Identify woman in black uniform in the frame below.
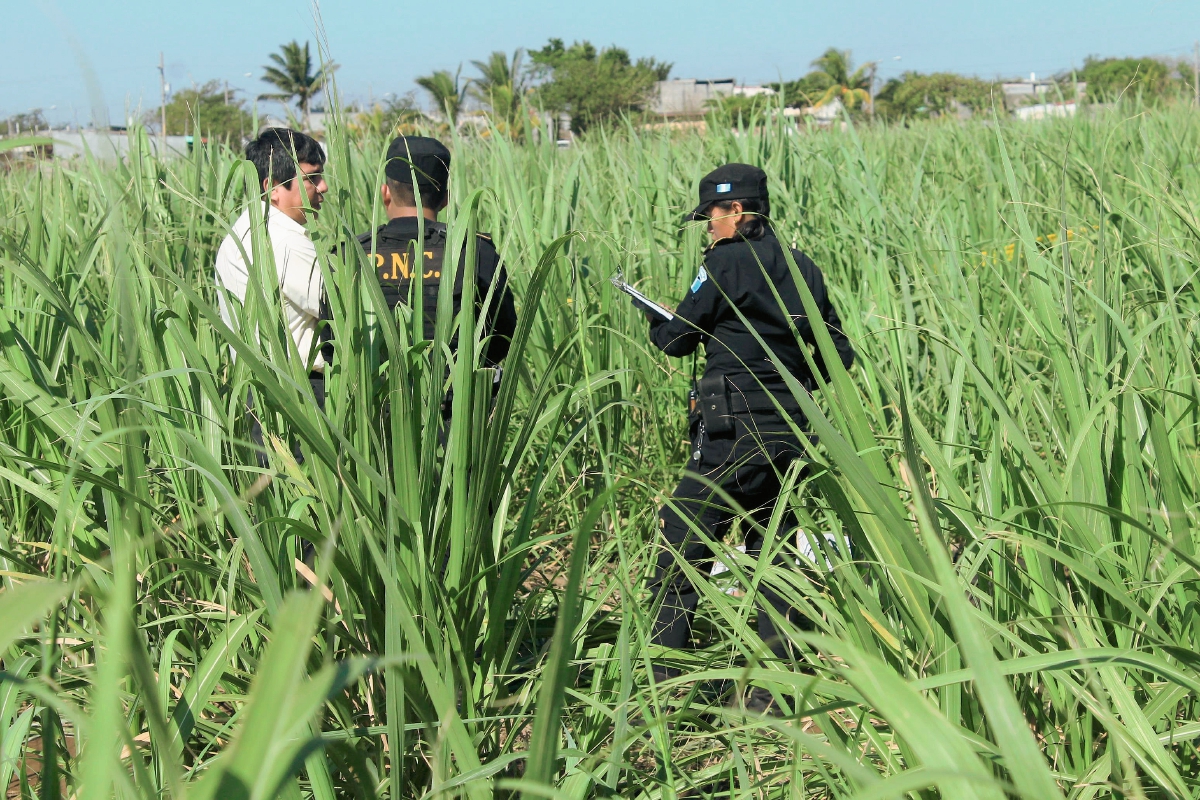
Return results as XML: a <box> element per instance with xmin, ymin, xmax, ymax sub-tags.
<box><xmin>643</xmin><ymin>163</ymin><xmax>855</xmax><ymax>699</ymax></box>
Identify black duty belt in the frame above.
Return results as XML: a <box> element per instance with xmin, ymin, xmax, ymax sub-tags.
<box><xmin>728</xmin><ymin>391</ymin><xmax>803</xmax><ymax>417</ymax></box>
<box><xmin>699</xmin><ymin>373</ymin><xmax>806</xmax><ymax>433</ymax></box>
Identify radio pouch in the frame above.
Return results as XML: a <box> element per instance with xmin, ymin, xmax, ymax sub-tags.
<box><xmin>698</xmin><ymin>374</ymin><xmax>734</xmax><ymax>438</ymax></box>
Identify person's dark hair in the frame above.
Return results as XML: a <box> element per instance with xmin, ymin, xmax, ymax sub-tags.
<box><xmin>245</xmin><ymin>128</ymin><xmax>325</xmax><ymax>190</ymax></box>
<box><xmin>385</xmin><ymin>177</ymin><xmax>448</xmax><ymax>212</ymax></box>
<box><xmin>711</xmin><ymin>197</ymin><xmax>770</xmax><ymax>240</ymax></box>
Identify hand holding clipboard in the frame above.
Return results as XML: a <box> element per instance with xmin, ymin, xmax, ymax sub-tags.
<box><xmin>610</xmin><ymin>270</ymin><xmax>674</xmax><ymax>321</ymax></box>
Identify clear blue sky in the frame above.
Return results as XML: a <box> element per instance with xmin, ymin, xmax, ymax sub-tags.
<box><xmin>6</xmin><ymin>0</ymin><xmax>1200</xmax><ymax>126</ymax></box>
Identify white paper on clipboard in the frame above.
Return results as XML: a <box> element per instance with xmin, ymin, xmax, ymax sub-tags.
<box><xmin>610</xmin><ymin>271</ymin><xmax>674</xmax><ymax>321</ymax></box>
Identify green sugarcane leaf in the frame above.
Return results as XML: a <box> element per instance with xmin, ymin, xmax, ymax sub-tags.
<box><xmin>167</xmin><ymin>609</ymin><xmax>263</xmax><ymax>753</ymax></box>
<box><xmin>0</xmin><ymin>579</ymin><xmax>72</xmax><ymax>654</ymax></box>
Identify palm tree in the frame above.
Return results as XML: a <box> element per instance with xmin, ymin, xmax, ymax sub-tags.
<box><xmin>468</xmin><ymin>49</ymin><xmax>528</xmax><ymax>133</ymax></box>
<box><xmin>416</xmin><ymin>68</ymin><xmax>467</xmax><ymax>127</ymax></box>
<box><xmin>261</xmin><ymin>41</ymin><xmax>334</xmax><ymax>130</ymax></box>
<box><xmin>811</xmin><ymin>48</ymin><xmax>876</xmax><ymax>111</ymax></box>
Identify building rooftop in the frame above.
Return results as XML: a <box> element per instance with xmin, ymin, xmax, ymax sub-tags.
<box><xmin>650</xmin><ymin>79</ymin><xmax>737</xmax><ymax>117</ymax></box>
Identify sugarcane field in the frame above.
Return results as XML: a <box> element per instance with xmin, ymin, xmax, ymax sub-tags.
<box><xmin>4</xmin><ymin>6</ymin><xmax>1200</xmax><ymax>798</ymax></box>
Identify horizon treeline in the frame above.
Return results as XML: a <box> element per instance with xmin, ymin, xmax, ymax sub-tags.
<box><xmin>6</xmin><ymin>39</ymin><xmax>1196</xmax><ymax>141</ymax></box>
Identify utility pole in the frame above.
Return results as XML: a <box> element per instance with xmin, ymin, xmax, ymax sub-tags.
<box><xmin>224</xmin><ymin>81</ymin><xmax>230</xmax><ymax>106</ymax></box>
<box><xmin>868</xmin><ymin>61</ymin><xmax>878</xmax><ymax>118</ymax></box>
<box><xmin>158</xmin><ymin>52</ymin><xmax>168</xmax><ymax>148</ymax></box>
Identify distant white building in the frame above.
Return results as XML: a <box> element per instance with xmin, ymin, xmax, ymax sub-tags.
<box><xmin>18</xmin><ymin>131</ymin><xmax>192</xmax><ymax>161</ymax></box>
<box><xmin>1002</xmin><ymin>73</ymin><xmax>1086</xmax><ymax>109</ymax></box>
<box><xmin>1013</xmin><ymin>102</ymin><xmax>1078</xmax><ymax>121</ymax></box>
<box><xmin>732</xmin><ymin>85</ymin><xmax>777</xmax><ymax>98</ymax></box>
<box><xmin>651</xmin><ymin>79</ymin><xmax>733</xmax><ymax>117</ymax></box>
<box><xmin>651</xmin><ymin>79</ymin><xmax>776</xmax><ymax>117</ymax></box>
<box><xmin>1001</xmin><ymin>73</ymin><xmax>1056</xmax><ymax>101</ymax></box>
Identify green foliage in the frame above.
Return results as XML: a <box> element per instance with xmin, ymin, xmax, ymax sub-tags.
<box><xmin>705</xmin><ymin>92</ymin><xmax>779</xmax><ymax>125</ymax></box>
<box><xmin>808</xmin><ymin>47</ymin><xmax>875</xmax><ymax>108</ymax></box>
<box><xmin>1080</xmin><ymin>55</ymin><xmax>1176</xmax><ymax>101</ymax></box>
<box><xmin>261</xmin><ymin>40</ymin><xmax>334</xmax><ymax>127</ymax></box>
<box><xmin>796</xmin><ymin>48</ymin><xmax>873</xmax><ymax>110</ymax></box>
<box><xmin>874</xmin><ymin>71</ymin><xmax>1000</xmax><ymax>120</ymax></box>
<box><xmin>1</xmin><ymin>109</ymin><xmax>48</xmax><ymax>135</ymax></box>
<box><xmin>415</xmin><ymin>67</ymin><xmax>467</xmax><ymax>125</ymax></box>
<box><xmin>772</xmin><ymin>70</ymin><xmax>835</xmax><ymax>108</ymax></box>
<box><xmin>529</xmin><ymin>38</ymin><xmax>672</xmax><ymax>131</ymax></box>
<box><xmin>468</xmin><ymin>49</ymin><xmax>530</xmax><ymax>134</ymax></box>
<box><xmin>0</xmin><ymin>135</ymin><xmax>53</xmax><ymax>156</ymax></box>
<box><xmin>152</xmin><ymin>81</ymin><xmax>253</xmax><ymax>141</ymax></box>
<box><xmin>770</xmin><ymin>49</ymin><xmax>874</xmax><ymax>111</ymax></box>
<box><xmin>347</xmin><ymin>94</ymin><xmax>426</xmax><ymax>137</ymax></box>
<box><xmin>2</xmin><ymin>105</ymin><xmax>1200</xmax><ymax>798</ymax></box>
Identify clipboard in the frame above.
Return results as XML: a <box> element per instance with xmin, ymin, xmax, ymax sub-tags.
<box><xmin>610</xmin><ymin>270</ymin><xmax>674</xmax><ymax>321</ymax></box>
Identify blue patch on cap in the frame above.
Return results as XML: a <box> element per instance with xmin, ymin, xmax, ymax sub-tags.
<box><xmin>716</xmin><ymin>183</ymin><xmax>732</xmax><ymax>193</ymax></box>
<box><xmin>690</xmin><ymin>266</ymin><xmax>708</xmax><ymax>293</ymax></box>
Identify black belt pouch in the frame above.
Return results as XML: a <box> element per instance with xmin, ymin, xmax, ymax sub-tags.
<box><xmin>698</xmin><ymin>373</ymin><xmax>734</xmax><ymax>438</ymax></box>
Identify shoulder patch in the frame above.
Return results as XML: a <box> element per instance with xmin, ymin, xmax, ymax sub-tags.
<box><xmin>690</xmin><ymin>265</ymin><xmax>708</xmax><ymax>294</ymax></box>
<box><xmin>476</xmin><ymin>232</ymin><xmax>493</xmax><ymax>241</ymax></box>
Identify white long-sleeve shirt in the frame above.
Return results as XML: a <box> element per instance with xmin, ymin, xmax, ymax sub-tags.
<box><xmin>214</xmin><ymin>204</ymin><xmax>325</xmax><ymax>371</ymax></box>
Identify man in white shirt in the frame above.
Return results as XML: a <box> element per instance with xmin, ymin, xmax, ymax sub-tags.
<box><xmin>214</xmin><ymin>127</ymin><xmax>329</xmax><ymax>460</ymax></box>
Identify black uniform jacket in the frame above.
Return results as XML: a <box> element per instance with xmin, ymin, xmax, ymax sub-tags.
<box><xmin>649</xmin><ymin>226</ymin><xmax>854</xmax><ymax>395</ymax></box>
<box><xmin>356</xmin><ymin>217</ymin><xmax>518</xmax><ymax>367</ymax></box>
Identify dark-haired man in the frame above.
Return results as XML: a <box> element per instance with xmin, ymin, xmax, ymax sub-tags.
<box><xmin>356</xmin><ymin>135</ymin><xmax>517</xmax><ymax>373</ymax></box>
<box><xmin>215</xmin><ymin>127</ymin><xmax>329</xmax><ymax>456</ymax></box>
<box><xmin>216</xmin><ymin>128</ymin><xmax>329</xmax><ymax>380</ymax></box>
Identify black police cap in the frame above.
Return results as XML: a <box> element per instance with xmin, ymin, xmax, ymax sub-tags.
<box><xmin>384</xmin><ymin>136</ymin><xmax>451</xmax><ymax>191</ymax></box>
<box><xmin>685</xmin><ymin>163</ymin><xmax>769</xmax><ymax>221</ymax></box>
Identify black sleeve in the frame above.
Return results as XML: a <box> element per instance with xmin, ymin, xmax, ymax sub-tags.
<box><xmin>476</xmin><ymin>237</ymin><xmax>518</xmax><ymax>366</ymax></box>
<box><xmin>648</xmin><ymin>256</ymin><xmax>727</xmax><ymax>357</ymax></box>
<box><xmin>798</xmin><ymin>253</ymin><xmax>855</xmax><ymax>376</ymax></box>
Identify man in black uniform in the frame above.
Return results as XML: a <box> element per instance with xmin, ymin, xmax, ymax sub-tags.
<box><xmin>642</xmin><ymin>163</ymin><xmax>854</xmax><ymax>704</ymax></box>
<box><xmin>355</xmin><ymin>136</ymin><xmax>517</xmax><ymax>374</ymax></box>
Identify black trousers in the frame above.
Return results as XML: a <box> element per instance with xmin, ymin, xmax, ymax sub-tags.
<box><xmin>248</xmin><ymin>373</ymin><xmax>326</xmax><ymax>466</ymax></box>
<box><xmin>649</xmin><ymin>408</ymin><xmax>806</xmax><ymax>660</ymax></box>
